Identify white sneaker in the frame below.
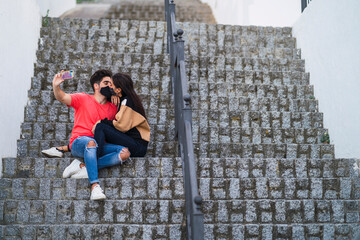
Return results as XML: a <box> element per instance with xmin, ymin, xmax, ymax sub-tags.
<box><xmin>90</xmin><ymin>185</ymin><xmax>106</xmax><ymax>200</ymax></box>
<box><xmin>62</xmin><ymin>159</ymin><xmax>82</xmax><ymax>178</ymax></box>
<box><xmin>71</xmin><ymin>167</ymin><xmax>88</xmax><ymax>179</ymax></box>
<box><xmin>41</xmin><ymin>147</ymin><xmax>64</xmax><ymax>158</ymax></box>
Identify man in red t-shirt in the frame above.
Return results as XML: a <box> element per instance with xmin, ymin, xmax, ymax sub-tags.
<box><xmin>52</xmin><ymin>69</ymin><xmax>118</xmax><ymax>200</ymax></box>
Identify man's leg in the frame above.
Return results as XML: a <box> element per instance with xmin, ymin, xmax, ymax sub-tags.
<box><xmin>71</xmin><ymin>136</ymin><xmax>99</xmax><ymax>185</ymax></box>
<box><xmin>71</xmin><ymin>136</ymin><xmax>106</xmax><ymax>200</ymax></box>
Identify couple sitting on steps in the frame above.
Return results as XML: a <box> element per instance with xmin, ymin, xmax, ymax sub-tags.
<box><xmin>42</xmin><ymin>69</ymin><xmax>150</xmax><ymax>200</ymax></box>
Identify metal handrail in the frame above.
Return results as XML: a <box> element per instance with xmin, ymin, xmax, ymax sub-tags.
<box><xmin>301</xmin><ymin>0</ymin><xmax>312</xmax><ymax>12</ymax></box>
<box><xmin>164</xmin><ymin>1</ymin><xmax>204</xmax><ymax>239</ymax></box>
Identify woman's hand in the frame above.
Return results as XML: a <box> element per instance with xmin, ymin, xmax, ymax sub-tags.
<box><xmin>111</xmin><ymin>95</ymin><xmax>120</xmax><ymax>106</ymax></box>
<box><xmin>92</xmin><ymin>120</ymin><xmax>101</xmax><ymax>134</ymax></box>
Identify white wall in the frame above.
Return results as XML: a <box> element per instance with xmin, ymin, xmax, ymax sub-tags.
<box><xmin>0</xmin><ymin>0</ymin><xmax>75</xmax><ymax>176</ymax></box>
<box><xmin>200</xmin><ymin>0</ymin><xmax>301</xmax><ymax>27</ymax></box>
<box><xmin>293</xmin><ymin>0</ymin><xmax>360</xmax><ymax>158</ymax></box>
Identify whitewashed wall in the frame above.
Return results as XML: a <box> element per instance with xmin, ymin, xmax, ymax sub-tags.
<box><xmin>293</xmin><ymin>0</ymin><xmax>360</xmax><ymax>158</ymax></box>
<box><xmin>200</xmin><ymin>0</ymin><xmax>301</xmax><ymax>27</ymax></box>
<box><xmin>0</xmin><ymin>0</ymin><xmax>75</xmax><ymax>176</ymax></box>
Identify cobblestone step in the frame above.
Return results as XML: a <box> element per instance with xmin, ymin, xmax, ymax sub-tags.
<box><xmin>3</xmin><ymin>157</ymin><xmax>358</xmax><ymax>179</ymax></box>
<box><xmin>32</xmin><ymin>65</ymin><xmax>171</xmax><ymax>91</ymax></box>
<box><xmin>28</xmin><ymin>83</ymin><xmax>317</xmax><ymax>103</ymax></box>
<box><xmin>1</xmin><ymin>177</ymin><xmax>358</xmax><ymax>201</ymax></box>
<box><xmin>26</xmin><ymin>89</ymin><xmax>319</xmax><ymax>112</ymax></box>
<box><xmin>2</xmin><ymin>157</ymin><xmax>181</xmax><ymax>179</ymax></box>
<box><xmin>21</xmin><ymin>108</ymin><xmax>326</xmax><ymax>144</ymax></box>
<box><xmin>42</xmin><ymin>18</ymin><xmax>293</xmax><ymax>40</ymax></box>
<box><xmin>23</xmin><ymin>107</ymin><xmax>324</xmax><ymax>127</ymax></box>
<box><xmin>32</xmin><ymin>64</ymin><xmax>311</xmax><ymax>92</ymax></box>
<box><xmin>104</xmin><ymin>2</ymin><xmax>216</xmax><ymax>24</ymax></box>
<box><xmin>21</xmin><ymin>107</ymin><xmax>326</xmax><ymax>142</ymax></box>
<box><xmin>1</xmin><ymin>199</ymin><xmax>359</xmax><ymax>225</ymax></box>
<box><xmin>17</xmin><ymin>138</ymin><xmax>334</xmax><ymax>158</ymax></box>
<box><xmin>0</xmin><ymin>223</ymin><xmax>185</xmax><ymax>240</ymax></box>
<box><xmin>0</xmin><ymin>178</ymin><xmax>184</xmax><ymax>201</ymax></box>
<box><xmin>38</xmin><ymin>38</ymin><xmax>301</xmax><ymax>59</ymax></box>
<box><xmin>1</xmin><ymin>223</ymin><xmax>360</xmax><ymax>239</ymax></box>
<box><xmin>0</xmin><ymin>199</ymin><xmax>185</xmax><ymax>225</ymax></box>
<box><xmin>192</xmin><ymin>142</ymin><xmax>334</xmax><ymax>159</ymax></box>
<box><xmin>21</xmin><ymin>121</ymin><xmax>329</xmax><ymax>144</ymax></box>
<box><xmin>35</xmin><ymin>51</ymin><xmax>305</xmax><ymax>72</ymax></box>
<box><xmin>13</xmin><ymin>157</ymin><xmax>360</xmax><ymax>178</ymax></box>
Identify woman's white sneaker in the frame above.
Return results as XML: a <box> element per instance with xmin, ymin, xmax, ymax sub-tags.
<box><xmin>41</xmin><ymin>147</ymin><xmax>64</xmax><ymax>158</ymax></box>
<box><xmin>62</xmin><ymin>159</ymin><xmax>82</xmax><ymax>178</ymax></box>
<box><xmin>90</xmin><ymin>185</ymin><xmax>106</xmax><ymax>200</ymax></box>
<box><xmin>71</xmin><ymin>167</ymin><xmax>88</xmax><ymax>179</ymax></box>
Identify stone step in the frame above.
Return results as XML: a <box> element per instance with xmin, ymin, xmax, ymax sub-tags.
<box><xmin>35</xmin><ymin>51</ymin><xmax>305</xmax><ymax>72</ymax></box>
<box><xmin>21</xmin><ymin>121</ymin><xmax>329</xmax><ymax>144</ymax></box>
<box><xmin>1</xmin><ymin>177</ymin><xmax>358</xmax><ymax>201</ymax></box>
<box><xmin>1</xmin><ymin>223</ymin><xmax>359</xmax><ymax>240</ymax></box>
<box><xmin>0</xmin><ymin>224</ymin><xmax>185</xmax><ymax>240</ymax></box>
<box><xmin>28</xmin><ymin>85</ymin><xmax>318</xmax><ymax>112</ymax></box>
<box><xmin>104</xmin><ymin>2</ymin><xmax>216</xmax><ymax>23</ymax></box>
<box><xmin>17</xmin><ymin>138</ymin><xmax>334</xmax><ymax>158</ymax></box>
<box><xmin>32</xmin><ymin>65</ymin><xmax>171</xmax><ymax>92</ymax></box>
<box><xmin>1</xmin><ymin>199</ymin><xmax>359</xmax><ymax>225</ymax></box>
<box><xmin>31</xmin><ymin>64</ymin><xmax>310</xmax><ymax>92</ymax></box>
<box><xmin>3</xmin><ymin>157</ymin><xmax>358</xmax><ymax>179</ymax></box>
<box><xmin>0</xmin><ymin>199</ymin><xmax>185</xmax><ymax>225</ymax></box>
<box><xmin>0</xmin><ymin>178</ymin><xmax>184</xmax><ymax>201</ymax></box>
<box><xmin>23</xmin><ymin>107</ymin><xmax>324</xmax><ymax>128</ymax></box>
<box><xmin>43</xmin><ymin>18</ymin><xmax>293</xmax><ymax>40</ymax></box>
<box><xmin>38</xmin><ymin>38</ymin><xmax>301</xmax><ymax>60</ymax></box>
<box><xmin>26</xmin><ymin>90</ymin><xmax>319</xmax><ymax>112</ymax></box>
<box><xmin>20</xmin><ymin>107</ymin><xmax>327</xmax><ymax>143</ymax></box>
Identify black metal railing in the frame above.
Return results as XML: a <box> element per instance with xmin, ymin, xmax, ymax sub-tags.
<box><xmin>164</xmin><ymin>1</ymin><xmax>204</xmax><ymax>239</ymax></box>
<box><xmin>301</xmin><ymin>0</ymin><xmax>312</xmax><ymax>12</ymax></box>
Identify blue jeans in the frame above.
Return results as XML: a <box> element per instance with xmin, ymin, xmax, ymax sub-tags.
<box><xmin>71</xmin><ymin>136</ymin><xmax>126</xmax><ymax>184</ymax></box>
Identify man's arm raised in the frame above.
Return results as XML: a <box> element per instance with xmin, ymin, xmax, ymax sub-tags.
<box><xmin>52</xmin><ymin>72</ymin><xmax>71</xmax><ymax>106</ymax></box>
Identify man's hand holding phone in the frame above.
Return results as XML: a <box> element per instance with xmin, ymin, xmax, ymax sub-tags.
<box><xmin>53</xmin><ymin>70</ymin><xmax>74</xmax><ymax>88</ymax></box>
<box><xmin>53</xmin><ymin>71</ymin><xmax>65</xmax><ymax>88</ymax></box>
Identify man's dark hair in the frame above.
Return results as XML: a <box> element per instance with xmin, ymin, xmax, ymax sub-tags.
<box><xmin>90</xmin><ymin>69</ymin><xmax>113</xmax><ymax>91</ymax></box>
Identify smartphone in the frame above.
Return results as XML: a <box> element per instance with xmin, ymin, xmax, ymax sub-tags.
<box><xmin>61</xmin><ymin>70</ymin><xmax>74</xmax><ymax>80</ymax></box>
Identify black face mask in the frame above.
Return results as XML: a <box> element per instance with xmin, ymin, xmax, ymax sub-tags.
<box><xmin>100</xmin><ymin>86</ymin><xmax>115</xmax><ymax>100</ymax></box>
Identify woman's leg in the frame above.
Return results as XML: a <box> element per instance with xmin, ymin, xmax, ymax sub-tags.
<box><xmin>97</xmin><ymin>143</ymin><xmax>130</xmax><ymax>170</ymax></box>
<box><xmin>94</xmin><ymin>123</ymin><xmax>139</xmax><ymax>156</ymax></box>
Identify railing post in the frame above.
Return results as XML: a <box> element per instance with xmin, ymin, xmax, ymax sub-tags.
<box><xmin>173</xmin><ymin>31</ymin><xmax>180</xmax><ymax>140</ymax></box>
<box><xmin>183</xmin><ymin>94</ymin><xmax>192</xmax><ymax>130</ymax></box>
<box><xmin>169</xmin><ymin>0</ymin><xmax>176</xmax><ymax>95</ymax></box>
<box><xmin>168</xmin><ymin>1</ymin><xmax>176</xmax><ymax>53</ymax></box>
<box><xmin>176</xmin><ymin>29</ymin><xmax>185</xmax><ymax>66</ymax></box>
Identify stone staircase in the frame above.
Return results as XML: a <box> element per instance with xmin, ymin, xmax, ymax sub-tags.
<box><xmin>1</xmin><ymin>6</ymin><xmax>360</xmax><ymax>240</ymax></box>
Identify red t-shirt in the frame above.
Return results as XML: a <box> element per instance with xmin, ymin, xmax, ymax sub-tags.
<box><xmin>68</xmin><ymin>93</ymin><xmax>117</xmax><ymax>148</ymax></box>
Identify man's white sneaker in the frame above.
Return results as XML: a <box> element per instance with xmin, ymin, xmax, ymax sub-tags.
<box><xmin>90</xmin><ymin>185</ymin><xmax>106</xmax><ymax>200</ymax></box>
<box><xmin>41</xmin><ymin>147</ymin><xmax>64</xmax><ymax>158</ymax></box>
<box><xmin>71</xmin><ymin>167</ymin><xmax>88</xmax><ymax>179</ymax></box>
<box><xmin>62</xmin><ymin>159</ymin><xmax>82</xmax><ymax>178</ymax></box>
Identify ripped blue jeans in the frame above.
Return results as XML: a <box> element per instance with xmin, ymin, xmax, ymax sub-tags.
<box><xmin>71</xmin><ymin>136</ymin><xmax>126</xmax><ymax>184</ymax></box>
